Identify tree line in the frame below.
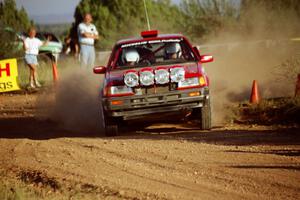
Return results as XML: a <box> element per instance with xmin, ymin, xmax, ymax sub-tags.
<box><xmin>0</xmin><ymin>0</ymin><xmax>32</xmax><ymax>58</ymax></box>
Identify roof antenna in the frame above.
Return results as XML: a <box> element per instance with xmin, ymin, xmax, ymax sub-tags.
<box><xmin>143</xmin><ymin>0</ymin><xmax>151</xmax><ymax>30</ymax></box>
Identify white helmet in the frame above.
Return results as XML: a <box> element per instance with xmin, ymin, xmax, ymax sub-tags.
<box><xmin>165</xmin><ymin>43</ymin><xmax>182</xmax><ymax>58</ymax></box>
<box><xmin>123</xmin><ymin>49</ymin><xmax>140</xmax><ymax>64</ymax></box>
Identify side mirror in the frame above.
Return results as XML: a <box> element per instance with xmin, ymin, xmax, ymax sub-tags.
<box><xmin>93</xmin><ymin>66</ymin><xmax>106</xmax><ymax>74</ymax></box>
<box><xmin>200</xmin><ymin>55</ymin><xmax>214</xmax><ymax>63</ymax></box>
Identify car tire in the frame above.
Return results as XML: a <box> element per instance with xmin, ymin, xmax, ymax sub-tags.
<box><xmin>192</xmin><ymin>97</ymin><xmax>212</xmax><ymax>130</ymax></box>
<box><xmin>200</xmin><ymin>98</ymin><xmax>212</xmax><ymax>130</ymax></box>
<box><xmin>105</xmin><ymin>124</ymin><xmax>118</xmax><ymax>137</ymax></box>
<box><xmin>104</xmin><ymin>116</ymin><xmax>119</xmax><ymax>137</ymax></box>
<box><xmin>100</xmin><ymin>105</ymin><xmax>119</xmax><ymax>137</ymax></box>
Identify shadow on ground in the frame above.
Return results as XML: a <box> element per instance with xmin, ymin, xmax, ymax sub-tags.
<box><xmin>123</xmin><ymin>127</ymin><xmax>300</xmax><ymax>146</ymax></box>
<box><xmin>229</xmin><ymin>165</ymin><xmax>300</xmax><ymax>171</ymax></box>
<box><xmin>0</xmin><ymin>117</ymin><xmax>101</xmax><ymax>139</ymax></box>
<box><xmin>0</xmin><ymin>116</ymin><xmax>300</xmax><ymax>146</ymax></box>
<box><xmin>225</xmin><ymin>149</ymin><xmax>300</xmax><ymax>156</ymax></box>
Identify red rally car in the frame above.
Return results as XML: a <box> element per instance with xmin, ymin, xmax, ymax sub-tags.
<box><xmin>94</xmin><ymin>30</ymin><xmax>213</xmax><ymax>136</ymax></box>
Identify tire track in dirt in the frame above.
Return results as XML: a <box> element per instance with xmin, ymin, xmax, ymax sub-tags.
<box><xmin>73</xmin><ymin>138</ymin><xmax>300</xmax><ymax>200</ymax></box>
<box><xmin>54</xmin><ymin>139</ymin><xmax>259</xmax><ymax>199</ymax></box>
<box><xmin>4</xmin><ymin>139</ymin><xmax>164</xmax><ymax>199</ymax></box>
<box><xmin>1</xmin><ymin>131</ymin><xmax>300</xmax><ymax>199</ymax></box>
<box><xmin>56</xmin><ymin>139</ymin><xmax>231</xmax><ymax>200</ymax></box>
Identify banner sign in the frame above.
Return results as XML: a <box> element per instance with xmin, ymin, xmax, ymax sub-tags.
<box><xmin>0</xmin><ymin>58</ymin><xmax>21</xmax><ymax>92</ymax></box>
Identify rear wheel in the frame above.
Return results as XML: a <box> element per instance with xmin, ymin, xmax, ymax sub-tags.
<box><xmin>192</xmin><ymin>97</ymin><xmax>212</xmax><ymax>130</ymax></box>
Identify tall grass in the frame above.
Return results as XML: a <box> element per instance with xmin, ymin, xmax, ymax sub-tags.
<box><xmin>16</xmin><ymin>55</ymin><xmax>53</xmax><ymax>89</ymax></box>
<box><xmin>0</xmin><ymin>181</ymin><xmax>33</xmax><ymax>200</ymax></box>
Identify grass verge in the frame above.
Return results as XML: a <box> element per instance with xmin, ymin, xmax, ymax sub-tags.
<box><xmin>232</xmin><ymin>97</ymin><xmax>300</xmax><ymax>126</ymax></box>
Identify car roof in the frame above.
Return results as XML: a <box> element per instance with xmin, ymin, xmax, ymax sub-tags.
<box><xmin>116</xmin><ymin>33</ymin><xmax>184</xmax><ymax>46</ymax></box>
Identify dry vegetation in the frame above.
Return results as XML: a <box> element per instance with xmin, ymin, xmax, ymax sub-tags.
<box><xmin>230</xmin><ymin>98</ymin><xmax>300</xmax><ymax>126</ymax></box>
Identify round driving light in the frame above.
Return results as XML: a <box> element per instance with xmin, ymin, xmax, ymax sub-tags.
<box><xmin>170</xmin><ymin>67</ymin><xmax>185</xmax><ymax>82</ymax></box>
<box><xmin>140</xmin><ymin>71</ymin><xmax>154</xmax><ymax>86</ymax></box>
<box><xmin>124</xmin><ymin>72</ymin><xmax>139</xmax><ymax>87</ymax></box>
<box><xmin>155</xmin><ymin>69</ymin><xmax>169</xmax><ymax>84</ymax></box>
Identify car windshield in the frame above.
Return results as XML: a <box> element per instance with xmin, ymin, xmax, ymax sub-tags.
<box><xmin>116</xmin><ymin>39</ymin><xmax>197</xmax><ymax>68</ymax></box>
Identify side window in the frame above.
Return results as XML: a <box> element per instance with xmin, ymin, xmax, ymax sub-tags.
<box><xmin>180</xmin><ymin>41</ymin><xmax>195</xmax><ymax>60</ymax></box>
<box><xmin>108</xmin><ymin>47</ymin><xmax>119</xmax><ymax>68</ymax></box>
<box><xmin>116</xmin><ymin>48</ymin><xmax>124</xmax><ymax>67</ymax></box>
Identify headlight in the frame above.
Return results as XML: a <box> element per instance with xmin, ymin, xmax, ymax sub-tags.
<box><xmin>178</xmin><ymin>77</ymin><xmax>200</xmax><ymax>89</ymax></box>
<box><xmin>170</xmin><ymin>67</ymin><xmax>185</xmax><ymax>82</ymax></box>
<box><xmin>155</xmin><ymin>69</ymin><xmax>169</xmax><ymax>84</ymax></box>
<box><xmin>140</xmin><ymin>71</ymin><xmax>154</xmax><ymax>86</ymax></box>
<box><xmin>124</xmin><ymin>72</ymin><xmax>139</xmax><ymax>87</ymax></box>
<box><xmin>107</xmin><ymin>85</ymin><xmax>133</xmax><ymax>96</ymax></box>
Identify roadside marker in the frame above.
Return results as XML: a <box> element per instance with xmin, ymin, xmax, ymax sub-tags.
<box><xmin>52</xmin><ymin>62</ymin><xmax>59</xmax><ymax>83</ymax></box>
<box><xmin>51</xmin><ymin>54</ymin><xmax>59</xmax><ymax>83</ymax></box>
<box><xmin>250</xmin><ymin>80</ymin><xmax>260</xmax><ymax>104</ymax></box>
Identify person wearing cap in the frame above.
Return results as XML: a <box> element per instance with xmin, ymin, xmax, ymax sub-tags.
<box><xmin>78</xmin><ymin>13</ymin><xmax>99</xmax><ymax>69</ymax></box>
<box><xmin>22</xmin><ymin>27</ymin><xmax>49</xmax><ymax>88</ymax></box>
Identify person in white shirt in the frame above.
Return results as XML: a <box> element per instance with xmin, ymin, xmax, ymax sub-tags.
<box><xmin>22</xmin><ymin>27</ymin><xmax>48</xmax><ymax>88</ymax></box>
<box><xmin>78</xmin><ymin>13</ymin><xmax>99</xmax><ymax>69</ymax></box>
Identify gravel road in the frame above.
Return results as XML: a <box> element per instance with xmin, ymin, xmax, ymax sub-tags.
<box><xmin>0</xmin><ymin>93</ymin><xmax>299</xmax><ymax>200</ymax></box>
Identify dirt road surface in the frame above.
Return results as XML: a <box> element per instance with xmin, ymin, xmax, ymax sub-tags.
<box><xmin>0</xmin><ymin>93</ymin><xmax>300</xmax><ymax>199</ymax></box>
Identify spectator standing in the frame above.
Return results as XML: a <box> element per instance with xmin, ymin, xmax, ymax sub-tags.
<box><xmin>64</xmin><ymin>22</ymin><xmax>79</xmax><ymax>58</ymax></box>
<box><xmin>78</xmin><ymin>13</ymin><xmax>99</xmax><ymax>69</ymax></box>
<box><xmin>22</xmin><ymin>27</ymin><xmax>49</xmax><ymax>88</ymax></box>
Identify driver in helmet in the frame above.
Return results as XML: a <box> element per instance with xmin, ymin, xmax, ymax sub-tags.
<box><xmin>165</xmin><ymin>43</ymin><xmax>182</xmax><ymax>60</ymax></box>
<box><xmin>123</xmin><ymin>49</ymin><xmax>140</xmax><ymax>66</ymax></box>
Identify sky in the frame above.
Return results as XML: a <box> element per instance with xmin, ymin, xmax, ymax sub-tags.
<box><xmin>15</xmin><ymin>0</ymin><xmax>81</xmax><ymax>24</ymax></box>
<box><xmin>15</xmin><ymin>0</ymin><xmax>181</xmax><ymax>24</ymax></box>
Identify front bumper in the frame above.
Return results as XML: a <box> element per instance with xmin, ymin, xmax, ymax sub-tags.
<box><xmin>102</xmin><ymin>87</ymin><xmax>209</xmax><ymax>120</ymax></box>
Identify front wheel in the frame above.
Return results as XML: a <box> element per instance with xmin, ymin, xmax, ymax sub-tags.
<box><xmin>105</xmin><ymin>124</ymin><xmax>118</xmax><ymax>137</ymax></box>
<box><xmin>101</xmin><ymin>108</ymin><xmax>119</xmax><ymax>137</ymax></box>
<box><xmin>192</xmin><ymin>98</ymin><xmax>212</xmax><ymax>130</ymax></box>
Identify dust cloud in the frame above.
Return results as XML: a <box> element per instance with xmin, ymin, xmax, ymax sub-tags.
<box><xmin>52</xmin><ymin>70</ymin><xmax>104</xmax><ymax>132</ymax></box>
<box><xmin>37</xmin><ymin>59</ymin><xmax>105</xmax><ymax>134</ymax></box>
<box><xmin>201</xmin><ymin>6</ymin><xmax>300</xmax><ymax>125</ymax></box>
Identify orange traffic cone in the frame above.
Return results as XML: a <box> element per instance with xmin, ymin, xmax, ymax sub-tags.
<box><xmin>52</xmin><ymin>60</ymin><xmax>59</xmax><ymax>83</ymax></box>
<box><xmin>250</xmin><ymin>80</ymin><xmax>260</xmax><ymax>104</ymax></box>
<box><xmin>295</xmin><ymin>74</ymin><xmax>300</xmax><ymax>97</ymax></box>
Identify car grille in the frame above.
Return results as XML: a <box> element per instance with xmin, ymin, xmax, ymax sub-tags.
<box><xmin>134</xmin><ymin>84</ymin><xmax>176</xmax><ymax>95</ymax></box>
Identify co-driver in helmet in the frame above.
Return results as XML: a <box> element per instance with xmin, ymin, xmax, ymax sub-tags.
<box><xmin>123</xmin><ymin>48</ymin><xmax>140</xmax><ymax>66</ymax></box>
<box><xmin>165</xmin><ymin>43</ymin><xmax>182</xmax><ymax>60</ymax></box>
